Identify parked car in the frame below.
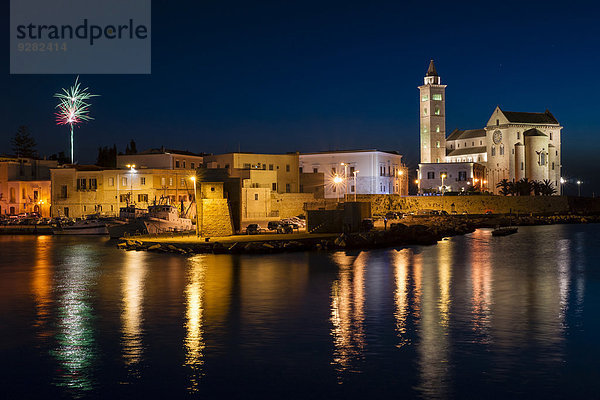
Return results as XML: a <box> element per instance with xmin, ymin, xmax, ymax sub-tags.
<box><xmin>277</xmin><ymin>224</ymin><xmax>294</xmax><ymax>234</ymax></box>
<box><xmin>385</xmin><ymin>212</ymin><xmax>401</xmax><ymax>220</ymax></box>
<box><xmin>245</xmin><ymin>224</ymin><xmax>262</xmax><ymax>235</ymax></box>
<box><xmin>360</xmin><ymin>218</ymin><xmax>374</xmax><ymax>231</ymax></box>
<box><xmin>268</xmin><ymin>221</ymin><xmax>282</xmax><ymax>231</ymax></box>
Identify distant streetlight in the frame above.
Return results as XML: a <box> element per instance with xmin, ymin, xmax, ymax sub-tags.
<box><xmin>190</xmin><ymin>176</ymin><xmax>200</xmax><ymax>236</ymax></box>
<box><xmin>353</xmin><ymin>170</ymin><xmax>359</xmax><ymax>201</ymax></box>
<box><xmin>333</xmin><ymin>175</ymin><xmax>343</xmax><ymax>203</ymax></box>
<box><xmin>126</xmin><ymin>164</ymin><xmax>136</xmax><ymax>205</ymax></box>
<box><xmin>560</xmin><ymin>177</ymin><xmax>565</xmax><ymax>196</ymax></box>
<box><xmin>577</xmin><ymin>180</ymin><xmax>582</xmax><ymax>197</ymax></box>
<box><xmin>441</xmin><ymin>173</ymin><xmax>447</xmax><ymax>196</ymax></box>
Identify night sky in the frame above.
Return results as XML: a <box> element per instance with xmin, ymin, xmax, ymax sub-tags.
<box><xmin>4</xmin><ymin>0</ymin><xmax>600</xmax><ymax>195</ymax></box>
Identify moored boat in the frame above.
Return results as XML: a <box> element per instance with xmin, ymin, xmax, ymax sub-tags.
<box><xmin>491</xmin><ymin>226</ymin><xmax>518</xmax><ymax>236</ymax></box>
<box><xmin>52</xmin><ymin>218</ymin><xmax>109</xmax><ymax>235</ymax></box>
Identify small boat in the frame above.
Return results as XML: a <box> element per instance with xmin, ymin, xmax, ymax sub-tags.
<box><xmin>143</xmin><ymin>204</ymin><xmax>192</xmax><ymax>234</ymax></box>
<box><xmin>53</xmin><ymin>218</ymin><xmax>109</xmax><ymax>235</ymax></box>
<box><xmin>491</xmin><ymin>226</ymin><xmax>518</xmax><ymax>236</ymax></box>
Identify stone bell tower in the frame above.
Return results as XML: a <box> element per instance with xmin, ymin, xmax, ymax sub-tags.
<box><xmin>419</xmin><ymin>60</ymin><xmax>447</xmax><ymax>163</ymax></box>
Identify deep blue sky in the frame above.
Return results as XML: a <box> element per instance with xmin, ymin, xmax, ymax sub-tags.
<box><xmin>4</xmin><ymin>0</ymin><xmax>600</xmax><ymax>195</ymax></box>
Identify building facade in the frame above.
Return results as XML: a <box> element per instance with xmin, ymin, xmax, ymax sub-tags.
<box><xmin>117</xmin><ymin>148</ymin><xmax>204</xmax><ymax>170</ymax></box>
<box><xmin>299</xmin><ymin>150</ymin><xmax>408</xmax><ymax>199</ymax></box>
<box><xmin>0</xmin><ymin>157</ymin><xmax>58</xmax><ymax>216</ymax></box>
<box><xmin>50</xmin><ymin>166</ymin><xmax>198</xmax><ymax>219</ymax></box>
<box><xmin>417</xmin><ymin>61</ymin><xmax>562</xmax><ymax>194</ymax></box>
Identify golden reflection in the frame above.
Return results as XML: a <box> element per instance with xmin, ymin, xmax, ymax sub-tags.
<box><xmin>31</xmin><ymin>235</ymin><xmax>53</xmax><ymax>338</ymax></box>
<box><xmin>392</xmin><ymin>249</ymin><xmax>411</xmax><ymax>347</ymax></box>
<box><xmin>330</xmin><ymin>251</ymin><xmax>366</xmax><ymax>377</ymax></box>
<box><xmin>437</xmin><ymin>241</ymin><xmax>452</xmax><ymax>327</ymax></box>
<box><xmin>184</xmin><ymin>255</ymin><xmax>207</xmax><ymax>393</ymax></box>
<box><xmin>469</xmin><ymin>229</ymin><xmax>492</xmax><ymax>334</ymax></box>
<box><xmin>121</xmin><ymin>251</ymin><xmax>147</xmax><ymax>371</ymax></box>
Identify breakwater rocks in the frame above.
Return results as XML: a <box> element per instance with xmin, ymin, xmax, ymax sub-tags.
<box><xmin>118</xmin><ymin>220</ymin><xmax>476</xmax><ymax>255</ymax></box>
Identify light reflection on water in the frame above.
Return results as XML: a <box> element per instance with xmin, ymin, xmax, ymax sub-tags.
<box><xmin>2</xmin><ymin>224</ymin><xmax>597</xmax><ymax>399</ymax></box>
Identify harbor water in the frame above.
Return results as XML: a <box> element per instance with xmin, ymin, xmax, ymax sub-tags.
<box><xmin>1</xmin><ymin>224</ymin><xmax>599</xmax><ymax>399</ymax></box>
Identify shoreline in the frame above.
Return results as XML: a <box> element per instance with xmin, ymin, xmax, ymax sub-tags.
<box><xmin>118</xmin><ymin>214</ymin><xmax>600</xmax><ymax>255</ymax></box>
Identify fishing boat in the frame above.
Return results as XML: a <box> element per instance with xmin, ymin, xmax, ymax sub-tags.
<box><xmin>52</xmin><ymin>218</ymin><xmax>109</xmax><ymax>235</ymax></box>
<box><xmin>107</xmin><ymin>204</ymin><xmax>192</xmax><ymax>238</ymax></box>
<box><xmin>491</xmin><ymin>226</ymin><xmax>518</xmax><ymax>236</ymax></box>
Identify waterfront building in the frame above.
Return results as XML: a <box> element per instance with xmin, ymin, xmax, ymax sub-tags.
<box><xmin>299</xmin><ymin>150</ymin><xmax>408</xmax><ymax>199</ymax></box>
<box><xmin>0</xmin><ymin>157</ymin><xmax>58</xmax><ymax>216</ymax></box>
<box><xmin>417</xmin><ymin>60</ymin><xmax>563</xmax><ymax>194</ymax></box>
<box><xmin>116</xmin><ymin>147</ymin><xmax>205</xmax><ymax>170</ymax></box>
<box><xmin>50</xmin><ymin>165</ymin><xmax>198</xmax><ymax>219</ymax></box>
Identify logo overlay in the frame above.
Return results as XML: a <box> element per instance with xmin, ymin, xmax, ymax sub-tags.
<box><xmin>10</xmin><ymin>0</ymin><xmax>151</xmax><ymax>74</ymax></box>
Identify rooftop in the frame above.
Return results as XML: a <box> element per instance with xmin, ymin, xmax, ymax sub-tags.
<box><xmin>501</xmin><ymin>109</ymin><xmax>559</xmax><ymax>125</ymax></box>
<box><xmin>300</xmin><ymin>149</ymin><xmax>401</xmax><ymax>156</ymax></box>
<box><xmin>447</xmin><ymin>128</ymin><xmax>486</xmax><ymax>141</ymax></box>
<box><xmin>446</xmin><ymin>146</ymin><xmax>487</xmax><ymax>157</ymax></box>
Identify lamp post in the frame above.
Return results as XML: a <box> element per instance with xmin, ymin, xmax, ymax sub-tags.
<box><xmin>190</xmin><ymin>176</ymin><xmax>200</xmax><ymax>237</ymax></box>
<box><xmin>340</xmin><ymin>163</ymin><xmax>348</xmax><ymax>201</ymax></box>
<box><xmin>577</xmin><ymin>180</ymin><xmax>582</xmax><ymax>197</ymax></box>
<box><xmin>560</xmin><ymin>177</ymin><xmax>565</xmax><ymax>196</ymax></box>
<box><xmin>333</xmin><ymin>175</ymin><xmax>343</xmax><ymax>203</ymax></box>
<box><xmin>441</xmin><ymin>173</ymin><xmax>446</xmax><ymax>196</ymax></box>
<box><xmin>126</xmin><ymin>164</ymin><xmax>136</xmax><ymax>206</ymax></box>
<box><xmin>353</xmin><ymin>170</ymin><xmax>359</xmax><ymax>201</ymax></box>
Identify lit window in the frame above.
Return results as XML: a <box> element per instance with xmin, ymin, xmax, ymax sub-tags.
<box><xmin>423</xmin><ymin>125</ymin><xmax>428</xmax><ymax>134</ymax></box>
<box><xmin>141</xmin><ymin>177</ymin><xmax>146</xmax><ymax>185</ymax></box>
<box><xmin>169</xmin><ymin>177</ymin><xmax>173</xmax><ymax>186</ymax></box>
<box><xmin>434</xmin><ymin>106</ymin><xmax>440</xmax><ymax>115</ymax></box>
<box><xmin>421</xmin><ymin>94</ymin><xmax>429</xmax><ymax>102</ymax></box>
<box><xmin>432</xmin><ymin>93</ymin><xmax>442</xmax><ymax>101</ymax></box>
<box><xmin>436</xmin><ymin>158</ymin><xmax>440</xmax><ymax>163</ymax></box>
<box><xmin>424</xmin><ymin>108</ymin><xmax>428</xmax><ymax>115</ymax></box>
<box><xmin>436</xmin><ymin>125</ymin><xmax>440</xmax><ymax>133</ymax></box>
<box><xmin>161</xmin><ymin>177</ymin><xmax>166</xmax><ymax>186</ymax></box>
<box><xmin>122</xmin><ymin>177</ymin><xmax>127</xmax><ymax>186</ymax></box>
<box><xmin>108</xmin><ymin>177</ymin><xmax>114</xmax><ymax>186</ymax></box>
<box><xmin>436</xmin><ymin>141</ymin><xmax>440</xmax><ymax>148</ymax></box>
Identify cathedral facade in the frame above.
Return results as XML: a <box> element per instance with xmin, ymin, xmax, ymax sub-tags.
<box><xmin>417</xmin><ymin>60</ymin><xmax>562</xmax><ymax>194</ymax></box>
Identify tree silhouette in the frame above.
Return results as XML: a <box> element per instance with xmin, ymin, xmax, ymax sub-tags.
<box><xmin>540</xmin><ymin>179</ymin><xmax>557</xmax><ymax>196</ymax></box>
<box><xmin>11</xmin><ymin>126</ymin><xmax>37</xmax><ymax>158</ymax></box>
<box><xmin>496</xmin><ymin>179</ymin><xmax>511</xmax><ymax>196</ymax></box>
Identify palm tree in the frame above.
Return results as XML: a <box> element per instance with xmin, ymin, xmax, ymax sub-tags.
<box><xmin>515</xmin><ymin>178</ymin><xmax>533</xmax><ymax>196</ymax></box>
<box><xmin>496</xmin><ymin>179</ymin><xmax>511</xmax><ymax>196</ymax></box>
<box><xmin>540</xmin><ymin>179</ymin><xmax>557</xmax><ymax>196</ymax></box>
<box><xmin>532</xmin><ymin>180</ymin><xmax>543</xmax><ymax>196</ymax></box>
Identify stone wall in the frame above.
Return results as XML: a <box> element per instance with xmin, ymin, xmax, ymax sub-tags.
<box><xmin>201</xmin><ymin>198</ymin><xmax>233</xmax><ymax>237</ymax></box>
<box><xmin>271</xmin><ymin>193</ymin><xmax>317</xmax><ymax>218</ymax></box>
<box><xmin>355</xmin><ymin>194</ymin><xmax>583</xmax><ymax>215</ymax></box>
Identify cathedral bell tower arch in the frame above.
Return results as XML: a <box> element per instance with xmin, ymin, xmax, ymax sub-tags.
<box><xmin>419</xmin><ymin>60</ymin><xmax>447</xmax><ymax>163</ymax></box>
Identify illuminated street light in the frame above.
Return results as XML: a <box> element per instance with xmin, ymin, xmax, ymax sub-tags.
<box><xmin>560</xmin><ymin>177</ymin><xmax>565</xmax><ymax>196</ymax></box>
<box><xmin>333</xmin><ymin>175</ymin><xmax>343</xmax><ymax>203</ymax></box>
<box><xmin>340</xmin><ymin>163</ymin><xmax>348</xmax><ymax>201</ymax></box>
<box><xmin>441</xmin><ymin>173</ymin><xmax>447</xmax><ymax>196</ymax></box>
<box><xmin>577</xmin><ymin>180</ymin><xmax>582</xmax><ymax>197</ymax></box>
<box><xmin>190</xmin><ymin>176</ymin><xmax>200</xmax><ymax>236</ymax></box>
<box><xmin>126</xmin><ymin>164</ymin><xmax>136</xmax><ymax>206</ymax></box>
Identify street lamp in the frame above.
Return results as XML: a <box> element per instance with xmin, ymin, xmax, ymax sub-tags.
<box><xmin>340</xmin><ymin>163</ymin><xmax>349</xmax><ymax>201</ymax></box>
<box><xmin>126</xmin><ymin>164</ymin><xmax>136</xmax><ymax>205</ymax></box>
<box><xmin>577</xmin><ymin>180</ymin><xmax>582</xmax><ymax>197</ymax></box>
<box><xmin>353</xmin><ymin>170</ymin><xmax>359</xmax><ymax>201</ymax></box>
<box><xmin>560</xmin><ymin>177</ymin><xmax>565</xmax><ymax>196</ymax></box>
<box><xmin>333</xmin><ymin>175</ymin><xmax>343</xmax><ymax>203</ymax></box>
<box><xmin>190</xmin><ymin>176</ymin><xmax>200</xmax><ymax>236</ymax></box>
<box><xmin>440</xmin><ymin>173</ymin><xmax>447</xmax><ymax>195</ymax></box>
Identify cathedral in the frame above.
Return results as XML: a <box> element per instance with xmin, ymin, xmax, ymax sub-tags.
<box><xmin>417</xmin><ymin>60</ymin><xmax>562</xmax><ymax>194</ymax></box>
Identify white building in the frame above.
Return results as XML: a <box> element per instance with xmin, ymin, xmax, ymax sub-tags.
<box><xmin>299</xmin><ymin>150</ymin><xmax>408</xmax><ymax>199</ymax></box>
<box><xmin>417</xmin><ymin>60</ymin><xmax>563</xmax><ymax>194</ymax></box>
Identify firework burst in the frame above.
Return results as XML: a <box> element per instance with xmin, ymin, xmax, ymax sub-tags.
<box><xmin>54</xmin><ymin>76</ymin><xmax>98</xmax><ymax>164</ymax></box>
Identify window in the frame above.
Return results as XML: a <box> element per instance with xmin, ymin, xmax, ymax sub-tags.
<box><xmin>423</xmin><ymin>125</ymin><xmax>428</xmax><ymax>134</ymax></box>
<box><xmin>436</xmin><ymin>158</ymin><xmax>440</xmax><ymax>163</ymax></box>
<box><xmin>472</xmin><ymin>141</ymin><xmax>475</xmax><ymax>146</ymax></box>
<box><xmin>521</xmin><ymin>162</ymin><xmax>524</xmax><ymax>171</ymax></box>
<box><xmin>436</xmin><ymin>141</ymin><xmax>440</xmax><ymax>148</ymax></box>
<box><xmin>141</xmin><ymin>177</ymin><xmax>146</xmax><ymax>185</ymax></box>
<box><xmin>138</xmin><ymin>194</ymin><xmax>148</xmax><ymax>202</ymax></box>
<box><xmin>496</xmin><ymin>119</ymin><xmax>499</xmax><ymax>126</ymax></box>
<box><xmin>458</xmin><ymin>171</ymin><xmax>467</xmax><ymax>181</ymax></box>
<box><xmin>77</xmin><ymin>178</ymin><xmax>86</xmax><ymax>190</ymax></box>
<box><xmin>161</xmin><ymin>177</ymin><xmax>166</xmax><ymax>186</ymax></box>
<box><xmin>33</xmin><ymin>190</ymin><xmax>39</xmax><ymax>201</ymax></box>
<box><xmin>269</xmin><ymin>164</ymin><xmax>274</xmax><ymax>170</ymax></box>
<box><xmin>64</xmin><ymin>207</ymin><xmax>69</xmax><ymax>218</ymax></box>
<box><xmin>421</xmin><ymin>94</ymin><xmax>429</xmax><ymax>102</ymax></box>
<box><xmin>500</xmin><ymin>145</ymin><xmax>504</xmax><ymax>156</ymax></box>
<box><xmin>517</xmin><ymin>132</ymin><xmax>520</xmax><ymax>140</ymax></box>
<box><xmin>313</xmin><ymin>167</ymin><xmax>318</xmax><ymax>173</ymax></box>
<box><xmin>60</xmin><ymin>185</ymin><xmax>68</xmax><ymax>198</ymax></box>
<box><xmin>181</xmin><ymin>178</ymin><xmax>185</xmax><ymax>186</ymax></box>
<box><xmin>243</xmin><ymin>163</ymin><xmax>251</xmax><ymax>169</ymax></box>
<box><xmin>480</xmin><ymin>140</ymin><xmax>483</xmax><ymax>145</ymax></box>
<box><xmin>254</xmin><ymin>193</ymin><xmax>259</xmax><ymax>201</ymax></box>
<box><xmin>89</xmin><ymin>178</ymin><xmax>97</xmax><ymax>190</ymax></box>
<box><xmin>108</xmin><ymin>177</ymin><xmax>114</xmax><ymax>186</ymax></box>
<box><xmin>175</xmin><ymin>160</ymin><xmax>180</xmax><ymax>168</ymax></box>
<box><xmin>351</xmin><ymin>185</ymin><xmax>355</xmax><ymax>192</ymax></box>
<box><xmin>225</xmin><ymin>164</ymin><xmax>230</xmax><ymax>169</ymax></box>
<box><xmin>272</xmin><ymin>183</ymin><xmax>277</xmax><ymax>191</ymax></box>
<box><xmin>331</xmin><ymin>167</ymin><xmax>336</xmax><ymax>174</ymax></box>
<box><xmin>540</xmin><ymin>152</ymin><xmax>546</xmax><ymax>166</ymax></box>
<box><xmin>182</xmin><ymin>161</ymin><xmax>186</xmax><ymax>168</ymax></box>
<box><xmin>550</xmin><ymin>132</ymin><xmax>553</xmax><ymax>140</ymax></box>
<box><xmin>178</xmin><ymin>195</ymin><xmax>187</xmax><ymax>202</ymax></box>
<box><xmin>299</xmin><ymin>167</ymin><xmax>303</xmax><ymax>173</ymax></box>
<box><xmin>286</xmin><ymin>183</ymin><xmax>291</xmax><ymax>193</ymax></box>
<box><xmin>552</xmin><ymin>162</ymin><xmax>555</xmax><ymax>170</ymax></box>
<box><xmin>427</xmin><ymin>172</ymin><xmax>435</xmax><ymax>179</ymax></box>
<box><xmin>191</xmin><ymin>162</ymin><xmax>195</xmax><ymax>169</ymax></box>
<box><xmin>169</xmin><ymin>177</ymin><xmax>173</xmax><ymax>186</ymax></box>
<box><xmin>434</xmin><ymin>106</ymin><xmax>440</xmax><ymax>115</ymax></box>
<box><xmin>286</xmin><ymin>164</ymin><xmax>290</xmax><ymax>172</ymax></box>
<box><xmin>119</xmin><ymin>194</ymin><xmax>129</xmax><ymax>203</ymax></box>
<box><xmin>491</xmin><ymin>147</ymin><xmax>496</xmax><ymax>156</ymax></box>
<box><xmin>122</xmin><ymin>177</ymin><xmax>127</xmax><ymax>186</ymax></box>
<box><xmin>424</xmin><ymin>107</ymin><xmax>428</xmax><ymax>115</ymax></box>
<box><xmin>350</xmin><ymin>166</ymin><xmax>355</xmax><ymax>174</ymax></box>
<box><xmin>436</xmin><ymin>125</ymin><xmax>440</xmax><ymax>133</ymax></box>
<box><xmin>432</xmin><ymin>93</ymin><xmax>442</xmax><ymax>101</ymax></box>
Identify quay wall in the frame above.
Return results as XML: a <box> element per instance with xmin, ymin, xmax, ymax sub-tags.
<box><xmin>271</xmin><ymin>193</ymin><xmax>316</xmax><ymax>218</ymax></box>
<box><xmin>352</xmin><ymin>195</ymin><xmax>600</xmax><ymax>215</ymax></box>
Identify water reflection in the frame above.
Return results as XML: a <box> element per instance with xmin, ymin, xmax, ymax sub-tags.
<box><xmin>330</xmin><ymin>251</ymin><xmax>366</xmax><ymax>378</ymax></box>
<box><xmin>392</xmin><ymin>249</ymin><xmax>411</xmax><ymax>347</ymax></box>
<box><xmin>183</xmin><ymin>255</ymin><xmax>207</xmax><ymax>393</ymax></box>
<box><xmin>52</xmin><ymin>242</ymin><xmax>97</xmax><ymax>393</ymax></box>
<box><xmin>31</xmin><ymin>236</ymin><xmax>53</xmax><ymax>339</ymax></box>
<box><xmin>469</xmin><ymin>229</ymin><xmax>492</xmax><ymax>337</ymax></box>
<box><xmin>121</xmin><ymin>251</ymin><xmax>147</xmax><ymax>373</ymax></box>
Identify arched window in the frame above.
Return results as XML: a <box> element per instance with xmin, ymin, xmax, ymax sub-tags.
<box><xmin>436</xmin><ymin>125</ymin><xmax>440</xmax><ymax>132</ymax></box>
<box><xmin>540</xmin><ymin>152</ymin><xmax>546</xmax><ymax>166</ymax></box>
<box><xmin>434</xmin><ymin>106</ymin><xmax>440</xmax><ymax>115</ymax></box>
<box><xmin>491</xmin><ymin>147</ymin><xmax>496</xmax><ymax>156</ymax></box>
<box><xmin>500</xmin><ymin>145</ymin><xmax>504</xmax><ymax>155</ymax></box>
<box><xmin>424</xmin><ymin>107</ymin><xmax>428</xmax><ymax>115</ymax></box>
<box><xmin>423</xmin><ymin>125</ymin><xmax>428</xmax><ymax>134</ymax></box>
